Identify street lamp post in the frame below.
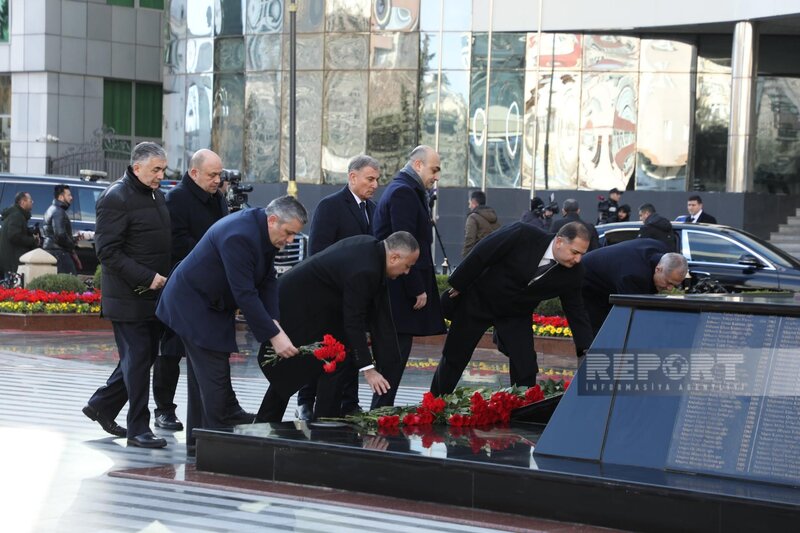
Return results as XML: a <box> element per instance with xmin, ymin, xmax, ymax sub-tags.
<box><xmin>287</xmin><ymin>1</ymin><xmax>298</xmax><ymax>198</ymax></box>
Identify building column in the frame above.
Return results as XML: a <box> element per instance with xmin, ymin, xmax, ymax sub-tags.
<box><xmin>726</xmin><ymin>21</ymin><xmax>759</xmax><ymax>192</ymax></box>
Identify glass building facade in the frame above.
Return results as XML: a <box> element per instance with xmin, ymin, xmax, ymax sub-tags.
<box><xmin>162</xmin><ymin>0</ymin><xmax>800</xmax><ymax>196</ymax></box>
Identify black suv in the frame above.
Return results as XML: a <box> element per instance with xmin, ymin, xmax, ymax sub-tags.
<box><xmin>0</xmin><ymin>174</ymin><xmax>108</xmax><ymax>275</ymax></box>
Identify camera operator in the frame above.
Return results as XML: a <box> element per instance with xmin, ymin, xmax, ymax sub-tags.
<box><xmin>221</xmin><ymin>169</ymin><xmax>252</xmax><ymax>212</ymax></box>
<box><xmin>597</xmin><ymin>187</ymin><xmax>623</xmax><ymax>225</ymax></box>
<box><xmin>521</xmin><ymin>197</ymin><xmax>557</xmax><ymax>231</ymax></box>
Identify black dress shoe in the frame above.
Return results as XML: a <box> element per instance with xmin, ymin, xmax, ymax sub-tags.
<box><xmin>127</xmin><ymin>432</ymin><xmax>167</xmax><ymax>448</ymax></box>
<box><xmin>224</xmin><ymin>409</ymin><xmax>256</xmax><ymax>425</ymax></box>
<box><xmin>82</xmin><ymin>404</ymin><xmax>126</xmax><ymax>438</ymax></box>
<box><xmin>295</xmin><ymin>403</ymin><xmax>313</xmax><ymax>421</ymax></box>
<box><xmin>341</xmin><ymin>404</ymin><xmax>363</xmax><ymax>417</ymax></box>
<box><xmin>154</xmin><ymin>413</ymin><xmax>184</xmax><ymax>431</ymax></box>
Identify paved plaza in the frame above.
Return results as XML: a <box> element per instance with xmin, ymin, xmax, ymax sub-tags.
<box><xmin>0</xmin><ymin>329</ymin><xmax>586</xmax><ymax>533</ymax></box>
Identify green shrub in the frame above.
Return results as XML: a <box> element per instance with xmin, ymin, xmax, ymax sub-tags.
<box><xmin>534</xmin><ymin>297</ymin><xmax>563</xmax><ymax>316</ymax></box>
<box><xmin>435</xmin><ymin>274</ymin><xmax>450</xmax><ymax>294</ymax></box>
<box><xmin>27</xmin><ymin>273</ymin><xmax>88</xmax><ymax>293</ymax></box>
<box><xmin>93</xmin><ymin>264</ymin><xmax>102</xmax><ymax>291</ymax></box>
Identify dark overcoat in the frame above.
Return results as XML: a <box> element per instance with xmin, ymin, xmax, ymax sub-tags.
<box><xmin>448</xmin><ymin>222</ymin><xmax>593</xmax><ymax>354</ymax></box>
<box><xmin>372</xmin><ymin>169</ymin><xmax>445</xmax><ymax>336</ymax></box>
<box><xmin>0</xmin><ymin>204</ymin><xmax>36</xmax><ymax>274</ymax></box>
<box><xmin>95</xmin><ymin>168</ymin><xmax>171</xmax><ymax>321</ymax></box>
<box><xmin>166</xmin><ymin>172</ymin><xmax>228</xmax><ymax>264</ymax></box>
<box><xmin>156</xmin><ymin>208</ymin><xmax>280</xmax><ymax>353</ymax></box>
<box><xmin>581</xmin><ymin>238</ymin><xmax>670</xmax><ymax>334</ymax></box>
<box><xmin>308</xmin><ymin>186</ymin><xmax>375</xmax><ymax>255</ymax></box>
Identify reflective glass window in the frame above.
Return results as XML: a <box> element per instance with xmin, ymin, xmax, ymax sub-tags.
<box><xmin>372</xmin><ymin>0</ymin><xmax>419</xmax><ymax>32</ymax></box>
<box><xmin>214</xmin><ymin>37</ymin><xmax>245</xmax><ymax>72</ymax></box>
<box><xmin>246</xmin><ymin>33</ymin><xmax>282</xmax><ymax>71</ymax></box>
<box><xmin>326</xmin><ymin>0</ymin><xmax>370</xmax><ymax>32</ymax></box>
<box><xmin>471</xmin><ymin>33</ymin><xmax>526</xmax><ymax>70</ymax></box>
<box><xmin>212</xmin><ymin>74</ymin><xmax>245</xmax><ymax>170</ymax></box>
<box><xmin>368</xmin><ymin>70</ymin><xmax>418</xmax><ymax>180</ymax></box>
<box><xmin>281</xmin><ymin>71</ymin><xmax>324</xmax><ymax>183</ymax></box>
<box><xmin>692</xmin><ymin>73</ymin><xmax>730</xmax><ymax>192</ymax></box>
<box><xmin>185</xmin><ymin>74</ymin><xmax>214</xmax><ymax>156</ymax></box>
<box><xmin>371</xmin><ymin>32</ymin><xmax>419</xmax><ymax>69</ymax></box>
<box><xmin>436</xmin><ymin>70</ymin><xmax>470</xmax><ymax>186</ymax></box>
<box><xmin>245</xmin><ymin>72</ymin><xmax>283</xmax><ymax>182</ymax></box>
<box><xmin>246</xmin><ymin>0</ymin><xmax>284</xmax><ymax>34</ymax></box>
<box><xmin>187</xmin><ymin>0</ymin><xmax>215</xmax><ymax>37</ymax></box>
<box><xmin>215</xmin><ymin>0</ymin><xmax>244</xmax><ymax>36</ymax></box>
<box><xmin>326</xmin><ymin>33</ymin><xmax>370</xmax><ymax>70</ymax></box>
<box><xmin>186</xmin><ymin>38</ymin><xmax>214</xmax><ymax>73</ymax></box>
<box><xmin>685</xmin><ymin>231</ymin><xmax>748</xmax><ymax>264</ymax></box>
<box><xmin>322</xmin><ymin>71</ymin><xmax>368</xmax><ymax>183</ymax></box>
<box><xmin>583</xmin><ymin>35</ymin><xmax>640</xmax><ymax>72</ymax></box>
<box><xmin>753</xmin><ymin>77</ymin><xmax>800</xmax><ymax>195</ymax></box>
<box><xmin>77</xmin><ymin>188</ymin><xmax>102</xmax><ymax>223</ymax></box>
<box><xmin>526</xmin><ymin>33</ymin><xmax>583</xmax><ymax>71</ymax></box>
<box><xmin>281</xmin><ymin>34</ymin><xmax>325</xmax><ymax>70</ymax></box>
<box><xmin>294</xmin><ymin>0</ymin><xmax>325</xmax><ymax>32</ymax></box>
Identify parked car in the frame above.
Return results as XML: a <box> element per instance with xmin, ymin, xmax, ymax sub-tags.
<box><xmin>0</xmin><ymin>174</ymin><xmax>109</xmax><ymax>276</ymax></box>
<box><xmin>596</xmin><ymin>221</ymin><xmax>800</xmax><ymax>292</ymax></box>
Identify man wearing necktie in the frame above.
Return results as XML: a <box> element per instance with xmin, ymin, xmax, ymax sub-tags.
<box><xmin>431</xmin><ymin>222</ymin><xmax>594</xmax><ymax>396</ymax></box>
<box><xmin>301</xmin><ymin>155</ymin><xmax>381</xmax><ymax>419</ymax></box>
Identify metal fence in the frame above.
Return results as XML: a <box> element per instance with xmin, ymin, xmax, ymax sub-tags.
<box><xmin>47</xmin><ymin>150</ymin><xmax>129</xmax><ymax>179</ymax></box>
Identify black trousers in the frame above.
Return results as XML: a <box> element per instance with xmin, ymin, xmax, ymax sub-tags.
<box><xmin>296</xmin><ymin>364</ymin><xmax>362</xmax><ymax>412</ymax></box>
<box><xmin>369</xmin><ymin>333</ymin><xmax>412</xmax><ymax>408</ymax></box>
<box><xmin>182</xmin><ymin>337</ymin><xmax>234</xmax><ymax>446</ymax></box>
<box><xmin>430</xmin><ymin>291</ymin><xmax>538</xmax><ymax>396</ymax></box>
<box><xmin>87</xmin><ymin>320</ymin><xmax>161</xmax><ymax>437</ymax></box>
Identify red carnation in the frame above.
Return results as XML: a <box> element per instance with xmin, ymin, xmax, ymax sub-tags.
<box><xmin>322</xmin><ymin>361</ymin><xmax>337</xmax><ymax>373</ymax></box>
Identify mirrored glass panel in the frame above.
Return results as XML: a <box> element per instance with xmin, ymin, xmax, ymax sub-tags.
<box><xmin>294</xmin><ymin>0</ymin><xmax>325</xmax><ymax>32</ymax></box>
<box><xmin>640</xmin><ymin>39</ymin><xmax>694</xmax><ymax>73</ymax></box>
<box><xmin>214</xmin><ymin>37</ymin><xmax>245</xmax><ymax>72</ymax></box>
<box><xmin>583</xmin><ymin>35</ymin><xmax>639</xmax><ymax>72</ymax></box>
<box><xmin>185</xmin><ymin>74</ymin><xmax>213</xmax><ymax>159</ymax></box>
<box><xmin>471</xmin><ymin>33</ymin><xmax>527</xmax><ymax>71</ymax></box>
<box><xmin>246</xmin><ymin>33</ymin><xmax>281</xmax><ymax>71</ymax></box>
<box><xmin>418</xmin><ymin>71</ymin><xmax>438</xmax><ymax>159</ymax></box>
<box><xmin>212</xmin><ymin>73</ymin><xmax>245</xmax><ymax>170</ymax></box>
<box><xmin>163</xmin><ymin>74</ymin><xmax>186</xmax><ymax>172</ymax></box>
<box><xmin>371</xmin><ymin>31</ymin><xmax>419</xmax><ymax>69</ymax></box>
<box><xmin>692</xmin><ymin>73</ymin><xmax>730</xmax><ymax>192</ymax></box>
<box><xmin>281</xmin><ymin>71</ymin><xmax>323</xmax><ymax>183</ymax></box>
<box><xmin>186</xmin><ymin>38</ymin><xmax>214</xmax><ymax>73</ymax></box>
<box><xmin>421</xmin><ymin>31</ymin><xmax>470</xmax><ymax>72</ymax></box>
<box><xmin>215</xmin><ymin>0</ymin><xmax>245</xmax><ymax>36</ymax></box>
<box><xmin>441</xmin><ymin>0</ymin><xmax>471</xmax><ymax>32</ymax></box>
<box><xmin>419</xmin><ymin>0</ymin><xmax>441</xmax><ymax>31</ymax></box>
<box><xmin>522</xmin><ymin>71</ymin><xmax>581</xmax><ymax>190</ymax></box>
<box><xmin>372</xmin><ymin>0</ymin><xmax>419</xmax><ymax>32</ymax></box>
<box><xmin>281</xmin><ymin>34</ymin><xmax>325</xmax><ymax>70</ymax></box>
<box><xmin>169</xmin><ymin>0</ymin><xmax>187</xmax><ymax>38</ymax></box>
<box><xmin>246</xmin><ymin>0</ymin><xmax>284</xmax><ymax>34</ymax></box>
<box><xmin>322</xmin><ymin>71</ymin><xmax>369</xmax><ymax>183</ymax></box>
<box><xmin>526</xmin><ymin>33</ymin><xmax>582</xmax><ymax>71</ymax></box>
<box><xmin>245</xmin><ymin>71</ymin><xmax>282</xmax><ymax>182</ymax></box>
<box><xmin>325</xmin><ymin>33</ymin><xmax>369</xmax><ymax>70</ymax></box>
<box><xmin>187</xmin><ymin>0</ymin><xmax>214</xmax><ymax>37</ymax></box>
<box><xmin>753</xmin><ymin>77</ymin><xmax>800</xmax><ymax>195</ymax></box>
<box><xmin>368</xmin><ymin>70</ymin><xmax>418</xmax><ymax>179</ymax></box>
<box><xmin>326</xmin><ymin>0</ymin><xmax>370</xmax><ymax>32</ymax></box>
<box><xmin>578</xmin><ymin>73</ymin><xmax>638</xmax><ymax>190</ymax></box>
<box><xmin>468</xmin><ymin>69</ymin><xmax>524</xmax><ymax>188</ymax></box>
<box><xmin>635</xmin><ymin>72</ymin><xmax>691</xmax><ymax>191</ymax></box>
<box><xmin>164</xmin><ymin>38</ymin><xmax>186</xmax><ymax>75</ymax></box>
<box><xmin>437</xmin><ymin>70</ymin><xmax>470</xmax><ymax>186</ymax></box>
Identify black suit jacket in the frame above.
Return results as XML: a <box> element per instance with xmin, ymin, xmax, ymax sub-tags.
<box><xmin>692</xmin><ymin>211</ymin><xmax>717</xmax><ymax>224</ymax></box>
<box><xmin>448</xmin><ymin>222</ymin><xmax>593</xmax><ymax>354</ymax></box>
<box><xmin>166</xmin><ymin>172</ymin><xmax>228</xmax><ymax>264</ymax></box>
<box><xmin>308</xmin><ymin>186</ymin><xmax>375</xmax><ymax>256</ymax></box>
<box><xmin>270</xmin><ymin>236</ymin><xmax>400</xmax><ymax>396</ymax></box>
<box><xmin>581</xmin><ymin>238</ymin><xmax>670</xmax><ymax>333</ymax></box>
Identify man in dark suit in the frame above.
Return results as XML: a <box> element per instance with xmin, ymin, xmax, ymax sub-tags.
<box><xmin>296</xmin><ymin>154</ymin><xmax>380</xmax><ymax>419</ymax></box>
<box><xmin>153</xmin><ymin>148</ymin><xmax>252</xmax><ymax>432</ymax></box>
<box><xmin>83</xmin><ymin>142</ymin><xmax>171</xmax><ymax>448</ymax></box>
<box><xmin>156</xmin><ymin>196</ymin><xmax>308</xmax><ymax>452</ymax></box>
<box><xmin>686</xmin><ymin>195</ymin><xmax>717</xmax><ymax>224</ymax></box>
<box><xmin>257</xmin><ymin>231</ymin><xmax>420</xmax><ymax>422</ymax></box>
<box><xmin>637</xmin><ymin>203</ymin><xmax>676</xmax><ymax>251</ymax></box>
<box><xmin>373</xmin><ymin>145</ymin><xmax>446</xmax><ymax>405</ymax></box>
<box><xmin>550</xmin><ymin>199</ymin><xmax>600</xmax><ymax>251</ymax></box>
<box><xmin>431</xmin><ymin>222</ymin><xmax>594</xmax><ymax>396</ymax></box>
<box><xmin>581</xmin><ymin>239</ymin><xmax>688</xmax><ymax>335</ymax></box>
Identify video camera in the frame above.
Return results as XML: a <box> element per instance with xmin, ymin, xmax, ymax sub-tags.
<box><xmin>220</xmin><ymin>169</ymin><xmax>253</xmax><ymax>212</ymax></box>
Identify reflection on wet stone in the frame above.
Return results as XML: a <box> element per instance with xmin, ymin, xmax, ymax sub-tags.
<box><xmin>326</xmin><ymin>33</ymin><xmax>369</xmax><ymax>70</ymax></box>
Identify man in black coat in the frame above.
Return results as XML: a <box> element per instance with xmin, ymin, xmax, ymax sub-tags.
<box><xmin>373</xmin><ymin>145</ymin><xmax>446</xmax><ymax>405</ymax></box>
<box><xmin>550</xmin><ymin>199</ymin><xmax>600</xmax><ymax>251</ymax></box>
<box><xmin>0</xmin><ymin>191</ymin><xmax>38</xmax><ymax>275</ymax></box>
<box><xmin>581</xmin><ymin>239</ymin><xmax>688</xmax><ymax>335</ymax></box>
<box><xmin>431</xmin><ymin>222</ymin><xmax>594</xmax><ymax>396</ymax></box>
<box><xmin>685</xmin><ymin>195</ymin><xmax>717</xmax><ymax>224</ymax></box>
<box><xmin>257</xmin><ymin>231</ymin><xmax>419</xmax><ymax>421</ymax></box>
<box><xmin>637</xmin><ymin>203</ymin><xmax>676</xmax><ymax>251</ymax></box>
<box><xmin>296</xmin><ymin>154</ymin><xmax>380</xmax><ymax>419</ymax></box>
<box><xmin>83</xmin><ymin>142</ymin><xmax>172</xmax><ymax>448</ymax></box>
<box><xmin>43</xmin><ymin>184</ymin><xmax>79</xmax><ymax>274</ymax></box>
<box><xmin>152</xmin><ymin>149</ymin><xmax>251</xmax><ymax>432</ymax></box>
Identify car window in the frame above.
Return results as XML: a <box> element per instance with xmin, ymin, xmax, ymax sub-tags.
<box><xmin>685</xmin><ymin>231</ymin><xmax>751</xmax><ymax>264</ymax></box>
<box><xmin>76</xmin><ymin>187</ymin><xmax>102</xmax><ymax>222</ymax></box>
<box><xmin>1</xmin><ymin>184</ymin><xmax>55</xmax><ymax>218</ymax></box>
<box><xmin>603</xmin><ymin>229</ymin><xmax>638</xmax><ymax>246</ymax></box>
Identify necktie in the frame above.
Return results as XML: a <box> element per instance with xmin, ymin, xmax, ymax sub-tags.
<box><xmin>529</xmin><ymin>259</ymin><xmax>557</xmax><ymax>286</ymax></box>
<box><xmin>359</xmin><ymin>201</ymin><xmax>369</xmax><ymax>227</ymax></box>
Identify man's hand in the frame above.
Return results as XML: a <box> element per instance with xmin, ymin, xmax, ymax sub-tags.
<box><xmin>413</xmin><ymin>292</ymin><xmax>428</xmax><ymax>310</ymax></box>
<box><xmin>448</xmin><ymin>288</ymin><xmax>460</xmax><ymax>298</ymax></box>
<box><xmin>364</xmin><ymin>368</ymin><xmax>391</xmax><ymax>395</ymax></box>
<box><xmin>270</xmin><ymin>320</ymin><xmax>299</xmax><ymax>358</ymax></box>
<box><xmin>149</xmin><ymin>273</ymin><xmax>167</xmax><ymax>290</ymax></box>
<box><xmin>362</xmin><ymin>435</ymin><xmax>390</xmax><ymax>451</ymax></box>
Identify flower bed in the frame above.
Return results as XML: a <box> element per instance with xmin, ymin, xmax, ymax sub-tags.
<box><xmin>532</xmin><ymin>313</ymin><xmax>571</xmax><ymax>337</ymax></box>
<box><xmin>0</xmin><ymin>288</ymin><xmax>108</xmax><ymax>331</ymax></box>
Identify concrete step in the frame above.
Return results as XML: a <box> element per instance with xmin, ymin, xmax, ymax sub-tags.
<box><xmin>776</xmin><ymin>224</ymin><xmax>800</xmax><ymax>234</ymax></box>
<box><xmin>769</xmin><ymin>233</ymin><xmax>800</xmax><ymax>243</ymax></box>
<box><xmin>774</xmin><ymin>243</ymin><xmax>800</xmax><ymax>255</ymax></box>
<box><xmin>784</xmin><ymin>217</ymin><xmax>800</xmax><ymax>226</ymax></box>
